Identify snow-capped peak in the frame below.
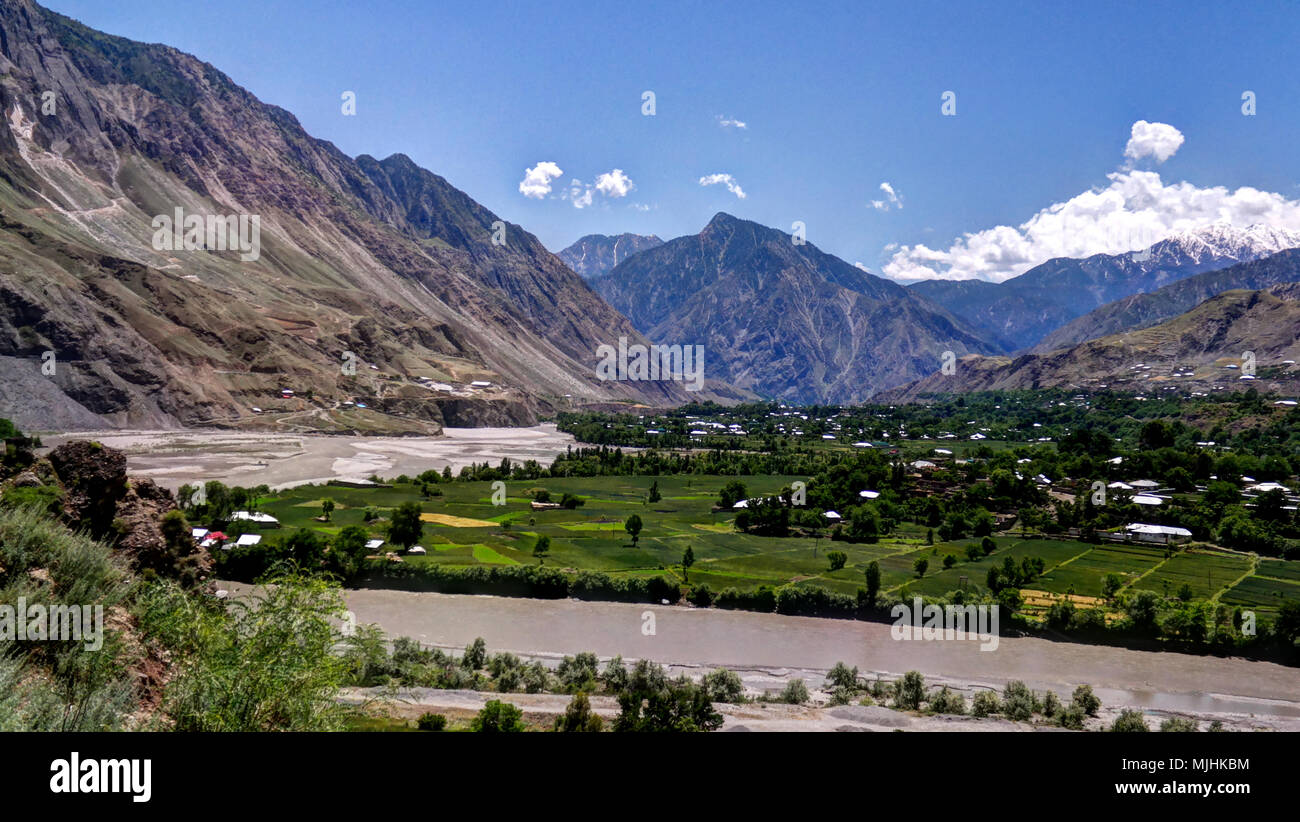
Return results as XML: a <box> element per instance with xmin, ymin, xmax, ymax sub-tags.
<box><xmin>1143</xmin><ymin>223</ymin><xmax>1300</xmax><ymax>266</ymax></box>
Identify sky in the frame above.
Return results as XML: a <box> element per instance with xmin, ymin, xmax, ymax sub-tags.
<box><xmin>41</xmin><ymin>0</ymin><xmax>1300</xmax><ymax>282</ymax></box>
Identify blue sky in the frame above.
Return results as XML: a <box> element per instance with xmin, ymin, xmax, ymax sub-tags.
<box><xmin>42</xmin><ymin>0</ymin><xmax>1300</xmax><ymax>281</ymax></box>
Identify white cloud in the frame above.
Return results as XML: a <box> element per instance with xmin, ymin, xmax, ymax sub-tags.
<box><xmin>882</xmin><ymin>122</ymin><xmax>1300</xmax><ymax>283</ymax></box>
<box><xmin>717</xmin><ymin>115</ymin><xmax>748</xmax><ymax>129</ymax></box>
<box><xmin>699</xmin><ymin>173</ymin><xmax>746</xmax><ymax>199</ymax></box>
<box><xmin>519</xmin><ymin>161</ymin><xmax>563</xmax><ymax>198</ymax></box>
<box><xmin>595</xmin><ymin>168</ymin><xmax>635</xmax><ymax>198</ymax></box>
<box><xmin>871</xmin><ymin>181</ymin><xmax>903</xmax><ymax>211</ymax></box>
<box><xmin>1124</xmin><ymin>120</ymin><xmax>1185</xmax><ymax>165</ymax></box>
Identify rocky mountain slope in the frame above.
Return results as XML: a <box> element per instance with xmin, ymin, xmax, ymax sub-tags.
<box><xmin>1034</xmin><ymin>248</ymin><xmax>1300</xmax><ymax>351</ymax></box>
<box><xmin>0</xmin><ymin>1</ymin><xmax>708</xmax><ymax>434</ymax></box>
<box><xmin>557</xmin><ymin>233</ymin><xmax>663</xmax><ymax>279</ymax></box>
<box><xmin>877</xmin><ymin>283</ymin><xmax>1300</xmax><ymax>401</ymax></box>
<box><xmin>909</xmin><ymin>225</ymin><xmax>1300</xmax><ymax>351</ymax></box>
<box><xmin>589</xmin><ymin>213</ymin><xmax>996</xmax><ymax>403</ymax></box>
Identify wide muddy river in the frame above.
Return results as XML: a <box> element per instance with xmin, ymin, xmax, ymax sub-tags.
<box><xmin>41</xmin><ymin>425</ymin><xmax>578</xmax><ymax>492</ymax></box>
<box><xmin>324</xmin><ymin>588</ymin><xmax>1300</xmax><ymax>719</ymax></box>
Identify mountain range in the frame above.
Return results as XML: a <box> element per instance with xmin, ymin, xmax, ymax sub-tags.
<box><xmin>0</xmin><ymin>0</ymin><xmax>727</xmax><ymax>434</ymax></box>
<box><xmin>877</xmin><ymin>283</ymin><xmax>1300</xmax><ymax>401</ymax></box>
<box><xmin>557</xmin><ymin>233</ymin><xmax>663</xmax><ymax>279</ymax></box>
<box><xmin>587</xmin><ymin>213</ymin><xmax>995</xmax><ymax>403</ymax></box>
<box><xmin>909</xmin><ymin>225</ymin><xmax>1300</xmax><ymax>352</ymax></box>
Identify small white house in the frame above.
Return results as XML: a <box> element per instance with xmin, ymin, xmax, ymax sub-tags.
<box><xmin>365</xmin><ymin>539</ymin><xmax>385</xmax><ymax>550</ymax></box>
<box><xmin>1125</xmin><ymin>523</ymin><xmax>1192</xmax><ymax>544</ymax></box>
<box><xmin>235</xmin><ymin>534</ymin><xmax>262</xmax><ymax>547</ymax></box>
<box><xmin>824</xmin><ymin>510</ymin><xmax>842</xmax><ymax>520</ymax></box>
<box><xmin>408</xmin><ymin>545</ymin><xmax>428</xmax><ymax>555</ymax></box>
<box><xmin>1132</xmin><ymin>494</ymin><xmax>1164</xmax><ymax>506</ymax></box>
<box><xmin>859</xmin><ymin>490</ymin><xmax>880</xmax><ymax>499</ymax></box>
<box><xmin>231</xmin><ymin>511</ymin><xmax>279</xmax><ymax>525</ymax></box>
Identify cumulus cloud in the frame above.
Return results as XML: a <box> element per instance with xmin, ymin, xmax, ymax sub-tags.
<box><xmin>519</xmin><ymin>161</ymin><xmax>563</xmax><ymax>198</ymax></box>
<box><xmin>595</xmin><ymin>168</ymin><xmax>635</xmax><ymax>198</ymax></box>
<box><xmin>1124</xmin><ymin>120</ymin><xmax>1185</xmax><ymax>165</ymax></box>
<box><xmin>699</xmin><ymin>173</ymin><xmax>746</xmax><ymax>199</ymax></box>
<box><xmin>717</xmin><ymin>116</ymin><xmax>748</xmax><ymax>129</ymax></box>
<box><xmin>882</xmin><ymin>122</ymin><xmax>1300</xmax><ymax>283</ymax></box>
<box><xmin>871</xmin><ymin>181</ymin><xmax>903</xmax><ymax>211</ymax></box>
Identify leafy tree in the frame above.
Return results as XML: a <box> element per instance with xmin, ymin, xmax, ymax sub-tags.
<box><xmin>682</xmin><ymin>545</ymin><xmax>695</xmax><ymax>580</ymax></box>
<box><xmin>864</xmin><ymin>561</ymin><xmax>881</xmax><ymax>606</ymax></box>
<box><xmin>321</xmin><ymin>498</ymin><xmax>335</xmax><ymax>521</ymax></box>
<box><xmin>417</xmin><ymin>712</ymin><xmax>447</xmax><ymax>731</ymax></box>
<box><xmin>895</xmin><ymin>671</ymin><xmax>925</xmax><ymax>710</ymax></box>
<box><xmin>388</xmin><ymin>501</ymin><xmax>424</xmax><ymax>549</ymax></box>
<box><xmin>554</xmin><ymin>692</ymin><xmax>603</xmax><ymax>732</ymax></box>
<box><xmin>913</xmin><ymin>557</ymin><xmax>929</xmax><ymax>578</ymax></box>
<box><xmin>826</xmin><ymin>550</ymin><xmax>848</xmax><ymax>571</ymax></box>
<box><xmin>647</xmin><ymin>480</ymin><xmax>662</xmax><ymax>503</ymax></box>
<box><xmin>533</xmin><ymin>534</ymin><xmax>550</xmax><ymax>563</ymax></box>
<box><xmin>1071</xmin><ymin>684</ymin><xmax>1101</xmax><ymax>716</ymax></box>
<box><xmin>1110</xmin><ymin>709</ymin><xmax>1150</xmax><ymax>732</ymax></box>
<box><xmin>780</xmin><ymin>678</ymin><xmax>809</xmax><ymax>704</ymax></box>
<box><xmin>718</xmin><ymin>481</ymin><xmax>748</xmax><ymax>508</ymax></box>
<box><xmin>701</xmin><ymin>668</ymin><xmax>745</xmax><ymax>703</ymax></box>
<box><xmin>472</xmin><ymin>700</ymin><xmax>526</xmax><ymax>732</ymax></box>
<box><xmin>825</xmin><ymin>661</ymin><xmax>859</xmax><ymax>692</ymax></box>
<box><xmin>462</xmin><ymin>637</ymin><xmax>487</xmax><ymax>670</ymax></box>
<box><xmin>624</xmin><ymin>514</ymin><xmax>643</xmax><ymax>547</ymax></box>
<box><xmin>329</xmin><ymin>525</ymin><xmax>371</xmax><ymax>581</ymax></box>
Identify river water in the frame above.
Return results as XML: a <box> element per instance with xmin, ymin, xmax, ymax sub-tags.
<box><xmin>324</xmin><ymin>587</ymin><xmax>1300</xmax><ymax>719</ymax></box>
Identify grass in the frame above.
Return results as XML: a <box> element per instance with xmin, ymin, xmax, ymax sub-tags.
<box><xmin>250</xmin><ymin>476</ymin><xmax>1300</xmax><ymax>608</ymax></box>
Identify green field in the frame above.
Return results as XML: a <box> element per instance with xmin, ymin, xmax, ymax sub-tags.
<box><xmin>249</xmin><ymin>475</ymin><xmax>1300</xmax><ymax>611</ymax></box>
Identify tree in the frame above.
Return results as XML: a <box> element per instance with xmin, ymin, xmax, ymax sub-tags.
<box><xmin>554</xmin><ymin>692</ymin><xmax>603</xmax><ymax>732</ymax></box>
<box><xmin>913</xmin><ymin>557</ymin><xmax>929</xmax><ymax>578</ymax></box>
<box><xmin>701</xmin><ymin>668</ymin><xmax>745</xmax><ymax>703</ymax></box>
<box><xmin>321</xmin><ymin>498</ymin><xmax>335</xmax><ymax>521</ymax></box>
<box><xmin>826</xmin><ymin>550</ymin><xmax>848</xmax><ymax>571</ymax></box>
<box><xmin>1109</xmin><ymin>709</ymin><xmax>1150</xmax><ymax>732</ymax></box>
<box><xmin>1102</xmin><ymin>573</ymin><xmax>1124</xmax><ymax>601</ymax></box>
<box><xmin>895</xmin><ymin>671</ymin><xmax>925</xmax><ymax>710</ymax></box>
<box><xmin>681</xmin><ymin>545</ymin><xmax>694</xmax><ymax>581</ymax></box>
<box><xmin>864</xmin><ymin>561</ymin><xmax>881</xmax><ymax>606</ymax></box>
<box><xmin>532</xmin><ymin>534</ymin><xmax>550</xmax><ymax>563</ymax></box>
<box><xmin>471</xmin><ymin>700</ymin><xmax>526</xmax><ymax>732</ymax></box>
<box><xmin>718</xmin><ymin>481</ymin><xmax>748</xmax><ymax>509</ymax></box>
<box><xmin>388</xmin><ymin>501</ymin><xmax>424</xmax><ymax>549</ymax></box>
<box><xmin>624</xmin><ymin>514</ymin><xmax>643</xmax><ymax>547</ymax></box>
<box><xmin>647</xmin><ymin>480</ymin><xmax>661</xmax><ymax>503</ymax></box>
<box><xmin>329</xmin><ymin>525</ymin><xmax>371</xmax><ymax>581</ymax></box>
<box><xmin>462</xmin><ymin>637</ymin><xmax>487</xmax><ymax>670</ymax></box>
<box><xmin>942</xmin><ymin>554</ymin><xmax>956</xmax><ymax>569</ymax></box>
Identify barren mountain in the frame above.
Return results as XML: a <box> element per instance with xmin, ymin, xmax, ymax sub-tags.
<box><xmin>0</xmin><ymin>0</ymin><xmax>707</xmax><ymax>434</ymax></box>
<box><xmin>557</xmin><ymin>233</ymin><xmax>663</xmax><ymax>279</ymax></box>
<box><xmin>590</xmin><ymin>213</ymin><xmax>996</xmax><ymax>403</ymax></box>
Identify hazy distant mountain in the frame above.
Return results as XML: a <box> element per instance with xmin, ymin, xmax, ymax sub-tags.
<box><xmin>1035</xmin><ymin>248</ymin><xmax>1300</xmax><ymax>351</ymax></box>
<box><xmin>558</xmin><ymin>233</ymin><xmax>663</xmax><ymax>279</ymax></box>
<box><xmin>878</xmin><ymin>283</ymin><xmax>1300</xmax><ymax>401</ymax></box>
<box><xmin>589</xmin><ymin>213</ymin><xmax>997</xmax><ymax>403</ymax></box>
<box><xmin>909</xmin><ymin>224</ymin><xmax>1300</xmax><ymax>352</ymax></box>
<box><xmin>0</xmin><ymin>0</ymin><xmax>704</xmax><ymax>433</ymax></box>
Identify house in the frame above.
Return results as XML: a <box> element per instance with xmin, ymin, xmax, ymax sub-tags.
<box><xmin>230</xmin><ymin>511</ymin><xmax>280</xmax><ymax>526</ymax></box>
<box><xmin>191</xmin><ymin>528</ymin><xmax>209</xmax><ymax>542</ymax></box>
<box><xmin>859</xmin><ymin>490</ymin><xmax>880</xmax><ymax>499</ymax></box>
<box><xmin>824</xmin><ymin>510</ymin><xmax>842</xmax><ymax>520</ymax></box>
<box><xmin>531</xmin><ymin>500</ymin><xmax>562</xmax><ymax>510</ymax></box>
<box><xmin>408</xmin><ymin>545</ymin><xmax>427</xmax><ymax>555</ymax></box>
<box><xmin>1125</xmin><ymin>523</ymin><xmax>1192</xmax><ymax>545</ymax></box>
<box><xmin>234</xmin><ymin>534</ymin><xmax>262</xmax><ymax>547</ymax></box>
<box><xmin>1132</xmin><ymin>494</ymin><xmax>1164</xmax><ymax>506</ymax></box>
<box><xmin>365</xmin><ymin>539</ymin><xmax>385</xmax><ymax>551</ymax></box>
